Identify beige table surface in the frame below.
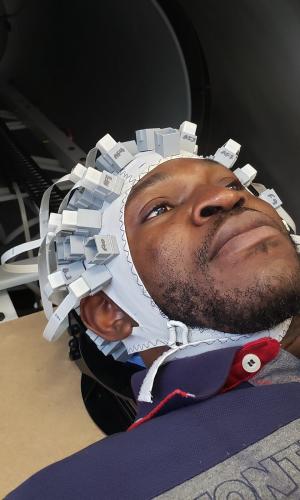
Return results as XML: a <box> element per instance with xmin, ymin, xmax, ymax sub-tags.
<box><xmin>0</xmin><ymin>311</ymin><xmax>104</xmax><ymax>498</ymax></box>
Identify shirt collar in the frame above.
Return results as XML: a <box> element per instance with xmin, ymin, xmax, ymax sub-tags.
<box><xmin>130</xmin><ymin>337</ymin><xmax>283</xmax><ymax>428</ymax></box>
<box><xmin>131</xmin><ymin>346</ymin><xmax>239</xmax><ymax>420</ymax></box>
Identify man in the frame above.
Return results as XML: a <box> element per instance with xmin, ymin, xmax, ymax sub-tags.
<box><xmin>7</xmin><ymin>124</ymin><xmax>300</xmax><ymax>499</ymax></box>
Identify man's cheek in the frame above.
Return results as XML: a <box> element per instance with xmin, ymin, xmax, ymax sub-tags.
<box><xmin>253</xmin><ymin>197</ymin><xmax>284</xmax><ymax>225</ymax></box>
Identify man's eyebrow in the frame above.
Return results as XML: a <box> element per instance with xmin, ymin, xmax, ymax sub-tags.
<box><xmin>126</xmin><ymin>171</ymin><xmax>173</xmax><ymax>203</ymax></box>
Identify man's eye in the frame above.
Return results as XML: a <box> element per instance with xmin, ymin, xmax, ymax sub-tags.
<box><xmin>145</xmin><ymin>204</ymin><xmax>172</xmax><ymax>220</ymax></box>
<box><xmin>226</xmin><ymin>180</ymin><xmax>244</xmax><ymax>191</ymax></box>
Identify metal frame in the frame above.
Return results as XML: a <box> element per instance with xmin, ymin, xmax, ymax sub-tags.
<box><xmin>0</xmin><ymin>81</ymin><xmax>86</xmax><ymax>170</ymax></box>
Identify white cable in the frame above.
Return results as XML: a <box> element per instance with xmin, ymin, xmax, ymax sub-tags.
<box><xmin>38</xmin><ymin>234</ymin><xmax>55</xmax><ymax>319</ymax></box>
<box><xmin>5</xmin><ymin>217</ymin><xmax>39</xmax><ymax>244</ymax></box>
<box><xmin>2</xmin><ymin>260</ymin><xmax>38</xmax><ymax>274</ymax></box>
<box><xmin>39</xmin><ymin>174</ymin><xmax>72</xmax><ymax>238</ymax></box>
<box><xmin>1</xmin><ymin>239</ymin><xmax>41</xmax><ymax>274</ymax></box>
<box><xmin>12</xmin><ymin>182</ymin><xmax>32</xmax><ymax>258</ymax></box>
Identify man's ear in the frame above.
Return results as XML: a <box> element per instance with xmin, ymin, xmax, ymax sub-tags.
<box><xmin>80</xmin><ymin>291</ymin><xmax>136</xmax><ymax>342</ymax></box>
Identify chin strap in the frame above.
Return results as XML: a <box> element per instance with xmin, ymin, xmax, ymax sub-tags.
<box><xmin>138</xmin><ymin>321</ymin><xmax>221</xmax><ymax>403</ymax></box>
<box><xmin>138</xmin><ymin>317</ymin><xmax>293</xmax><ymax>403</ymax></box>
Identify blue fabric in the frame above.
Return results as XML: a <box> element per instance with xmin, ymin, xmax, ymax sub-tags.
<box><xmin>132</xmin><ymin>347</ymin><xmax>238</xmax><ymax>418</ymax></box>
<box><xmin>7</xmin><ymin>349</ymin><xmax>300</xmax><ymax>500</ymax></box>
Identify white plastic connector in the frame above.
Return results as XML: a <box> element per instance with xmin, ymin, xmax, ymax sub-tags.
<box><xmin>61</xmin><ymin>210</ymin><xmax>78</xmax><ymax>231</ymax></box>
<box><xmin>85</xmin><ymin>235</ymin><xmax>119</xmax><ymax>264</ymax></box>
<box><xmin>77</xmin><ymin>209</ymin><xmax>102</xmax><ymax>232</ymax></box>
<box><xmin>96</xmin><ymin>134</ymin><xmax>117</xmax><ymax>155</ymax></box>
<box><xmin>105</xmin><ymin>175</ymin><xmax>125</xmax><ymax>202</ymax></box>
<box><xmin>58</xmin><ymin>260</ymin><xmax>86</xmax><ymax>284</ymax></box>
<box><xmin>123</xmin><ymin>140</ymin><xmax>138</xmax><ymax>156</ymax></box>
<box><xmin>56</xmin><ymin>238</ymin><xmax>66</xmax><ymax>264</ymax></box>
<box><xmin>68</xmin><ymin>277</ymin><xmax>90</xmax><ymax>299</ymax></box>
<box><xmin>69</xmin><ymin>235</ymin><xmax>86</xmax><ymax>258</ymax></box>
<box><xmin>233</xmin><ymin>164</ymin><xmax>257</xmax><ymax>187</ymax></box>
<box><xmin>70</xmin><ymin>163</ymin><xmax>87</xmax><ymax>183</ymax></box>
<box><xmin>179</xmin><ymin>121</ymin><xmax>197</xmax><ymax>136</ymax></box>
<box><xmin>96</xmin><ymin>134</ymin><xmax>133</xmax><ymax>173</ymax></box>
<box><xmin>102</xmin><ymin>144</ymin><xmax>134</xmax><ymax>173</ymax></box>
<box><xmin>81</xmin><ymin>167</ymin><xmax>102</xmax><ymax>192</ymax></box>
<box><xmin>136</xmin><ymin>129</ymin><xmax>160</xmax><ymax>152</ymax></box>
<box><xmin>180</xmin><ymin>132</ymin><xmax>197</xmax><ymax>154</ymax></box>
<box><xmin>225</xmin><ymin>139</ymin><xmax>240</xmax><ymax>155</ymax></box>
<box><xmin>154</xmin><ymin>128</ymin><xmax>180</xmax><ymax>157</ymax></box>
<box><xmin>48</xmin><ymin>213</ymin><xmax>62</xmax><ymax>233</ymax></box>
<box><xmin>95</xmin><ymin>171</ymin><xmax>124</xmax><ymax>201</ymax></box>
<box><xmin>82</xmin><ymin>265</ymin><xmax>112</xmax><ymax>295</ymax></box>
<box><xmin>48</xmin><ymin>270</ymin><xmax>66</xmax><ymax>290</ymax></box>
<box><xmin>214</xmin><ymin>139</ymin><xmax>241</xmax><ymax>168</ymax></box>
<box><xmin>259</xmin><ymin>188</ymin><xmax>282</xmax><ymax>209</ymax></box>
<box><xmin>63</xmin><ymin>237</ymin><xmax>71</xmax><ymax>261</ymax></box>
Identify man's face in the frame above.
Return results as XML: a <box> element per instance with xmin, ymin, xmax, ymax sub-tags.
<box><xmin>125</xmin><ymin>159</ymin><xmax>300</xmax><ymax>333</ymax></box>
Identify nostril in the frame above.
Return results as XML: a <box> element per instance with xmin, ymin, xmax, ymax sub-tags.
<box><xmin>200</xmin><ymin>206</ymin><xmax>223</xmax><ymax>217</ymax></box>
<box><xmin>234</xmin><ymin>198</ymin><xmax>245</xmax><ymax>209</ymax></box>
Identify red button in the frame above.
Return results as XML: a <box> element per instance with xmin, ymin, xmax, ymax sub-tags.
<box><xmin>221</xmin><ymin>337</ymin><xmax>280</xmax><ymax>393</ymax></box>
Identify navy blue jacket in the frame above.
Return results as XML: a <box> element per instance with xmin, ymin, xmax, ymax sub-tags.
<box><xmin>7</xmin><ymin>338</ymin><xmax>300</xmax><ymax>499</ymax></box>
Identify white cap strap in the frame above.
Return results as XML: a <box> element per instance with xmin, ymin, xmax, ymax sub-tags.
<box><xmin>291</xmin><ymin>234</ymin><xmax>300</xmax><ymax>253</ymax></box>
<box><xmin>1</xmin><ymin>238</ymin><xmax>42</xmax><ymax>267</ymax></box>
<box><xmin>39</xmin><ymin>174</ymin><xmax>73</xmax><ymax>238</ymax></box>
<box><xmin>138</xmin><ymin>320</ymin><xmax>219</xmax><ymax>403</ymax></box>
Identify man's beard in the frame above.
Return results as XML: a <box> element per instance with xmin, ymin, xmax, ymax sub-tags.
<box><xmin>155</xmin><ymin>210</ymin><xmax>300</xmax><ymax>334</ymax></box>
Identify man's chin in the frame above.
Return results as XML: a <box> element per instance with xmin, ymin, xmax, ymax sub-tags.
<box><xmin>158</xmin><ymin>261</ymin><xmax>300</xmax><ymax>334</ymax></box>
<box><xmin>199</xmin><ymin>287</ymin><xmax>300</xmax><ymax>334</ymax></box>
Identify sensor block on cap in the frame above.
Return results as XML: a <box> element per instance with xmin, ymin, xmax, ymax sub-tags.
<box><xmin>69</xmin><ymin>189</ymin><xmax>104</xmax><ymax>211</ymax></box>
<box><xmin>179</xmin><ymin>121</ymin><xmax>197</xmax><ymax>136</ymax></box>
<box><xmin>68</xmin><ymin>276</ymin><xmax>90</xmax><ymax>299</ymax></box>
<box><xmin>259</xmin><ymin>188</ymin><xmax>282</xmax><ymax>209</ymax></box>
<box><xmin>48</xmin><ymin>213</ymin><xmax>62</xmax><ymax>233</ymax></box>
<box><xmin>214</xmin><ymin>139</ymin><xmax>241</xmax><ymax>168</ymax></box>
<box><xmin>81</xmin><ymin>167</ymin><xmax>102</xmax><ymax>192</ymax></box>
<box><xmin>233</xmin><ymin>164</ymin><xmax>257</xmax><ymax>187</ymax></box>
<box><xmin>95</xmin><ymin>171</ymin><xmax>124</xmax><ymax>201</ymax></box>
<box><xmin>48</xmin><ymin>270</ymin><xmax>66</xmax><ymax>291</ymax></box>
<box><xmin>81</xmin><ymin>265</ymin><xmax>112</xmax><ymax>295</ymax></box>
<box><xmin>61</xmin><ymin>210</ymin><xmax>78</xmax><ymax>231</ymax></box>
<box><xmin>96</xmin><ymin>133</ymin><xmax>134</xmax><ymax>173</ymax></box>
<box><xmin>69</xmin><ymin>163</ymin><xmax>87</xmax><ymax>183</ymax></box>
<box><xmin>154</xmin><ymin>128</ymin><xmax>180</xmax><ymax>157</ymax></box>
<box><xmin>76</xmin><ymin>209</ymin><xmax>102</xmax><ymax>234</ymax></box>
<box><xmin>96</xmin><ymin>133</ymin><xmax>117</xmax><ymax>155</ymax></box>
<box><xmin>69</xmin><ymin>235</ymin><xmax>86</xmax><ymax>259</ymax></box>
<box><xmin>180</xmin><ymin>132</ymin><xmax>197</xmax><ymax>153</ymax></box>
<box><xmin>179</xmin><ymin>120</ymin><xmax>197</xmax><ymax>153</ymax></box>
<box><xmin>103</xmin><ymin>143</ymin><xmax>134</xmax><ymax>172</ymax></box>
<box><xmin>58</xmin><ymin>260</ymin><xmax>86</xmax><ymax>284</ymax></box>
<box><xmin>122</xmin><ymin>140</ymin><xmax>138</xmax><ymax>156</ymax></box>
<box><xmin>84</xmin><ymin>235</ymin><xmax>119</xmax><ymax>264</ymax></box>
<box><xmin>63</xmin><ymin>237</ymin><xmax>71</xmax><ymax>261</ymax></box>
<box><xmin>136</xmin><ymin>129</ymin><xmax>159</xmax><ymax>152</ymax></box>
<box><xmin>95</xmin><ymin>235</ymin><xmax>119</xmax><ymax>263</ymax></box>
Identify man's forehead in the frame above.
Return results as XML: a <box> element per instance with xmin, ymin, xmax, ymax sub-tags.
<box><xmin>126</xmin><ymin>157</ymin><xmax>227</xmax><ymax>204</ymax></box>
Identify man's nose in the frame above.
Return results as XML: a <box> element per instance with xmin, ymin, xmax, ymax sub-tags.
<box><xmin>191</xmin><ymin>187</ymin><xmax>246</xmax><ymax>225</ymax></box>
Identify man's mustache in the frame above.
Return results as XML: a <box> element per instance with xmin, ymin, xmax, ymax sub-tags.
<box><xmin>194</xmin><ymin>207</ymin><xmax>289</xmax><ymax>266</ymax></box>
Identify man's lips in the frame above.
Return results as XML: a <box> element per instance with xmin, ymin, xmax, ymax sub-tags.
<box><xmin>209</xmin><ymin>211</ymin><xmax>284</xmax><ymax>261</ymax></box>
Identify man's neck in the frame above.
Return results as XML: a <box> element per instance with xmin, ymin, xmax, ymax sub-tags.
<box><xmin>140</xmin><ymin>316</ymin><xmax>300</xmax><ymax>367</ymax></box>
<box><xmin>280</xmin><ymin>315</ymin><xmax>300</xmax><ymax>358</ymax></box>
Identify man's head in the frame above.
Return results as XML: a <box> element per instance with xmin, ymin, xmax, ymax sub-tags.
<box><xmin>124</xmin><ymin>157</ymin><xmax>300</xmax><ymax>334</ymax></box>
<box><xmin>81</xmin><ymin>156</ymin><xmax>300</xmax><ymax>352</ymax></box>
<box><xmin>39</xmin><ymin>123</ymin><xmax>300</xmax><ymax>366</ymax></box>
